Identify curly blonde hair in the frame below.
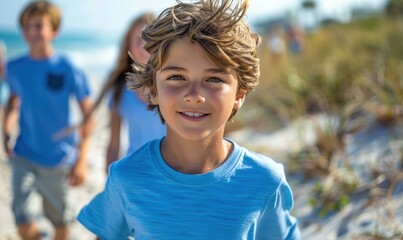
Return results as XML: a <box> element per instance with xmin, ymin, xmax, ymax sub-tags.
<box><xmin>128</xmin><ymin>0</ymin><xmax>260</xmax><ymax>121</ymax></box>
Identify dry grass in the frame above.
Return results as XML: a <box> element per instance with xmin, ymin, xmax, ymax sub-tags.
<box><xmin>234</xmin><ymin>15</ymin><xmax>403</xmax><ymax>219</ymax></box>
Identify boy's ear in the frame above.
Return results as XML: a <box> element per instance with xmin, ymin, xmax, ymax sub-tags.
<box><xmin>151</xmin><ymin>95</ymin><xmax>158</xmax><ymax>105</ymax></box>
<box><xmin>150</xmin><ymin>88</ymin><xmax>159</xmax><ymax>105</ymax></box>
<box><xmin>234</xmin><ymin>89</ymin><xmax>247</xmax><ymax>110</ymax></box>
<box><xmin>53</xmin><ymin>30</ymin><xmax>60</xmax><ymax>39</ymax></box>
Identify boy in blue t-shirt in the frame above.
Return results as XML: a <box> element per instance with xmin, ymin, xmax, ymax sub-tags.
<box><xmin>78</xmin><ymin>0</ymin><xmax>300</xmax><ymax>239</ymax></box>
<box><xmin>3</xmin><ymin>1</ymin><xmax>93</xmax><ymax>239</ymax></box>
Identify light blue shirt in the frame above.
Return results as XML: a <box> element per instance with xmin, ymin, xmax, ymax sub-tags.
<box><xmin>111</xmin><ymin>86</ymin><xmax>165</xmax><ymax>154</ymax></box>
<box><xmin>6</xmin><ymin>53</ymin><xmax>90</xmax><ymax>167</ymax></box>
<box><xmin>78</xmin><ymin>138</ymin><xmax>300</xmax><ymax>239</ymax></box>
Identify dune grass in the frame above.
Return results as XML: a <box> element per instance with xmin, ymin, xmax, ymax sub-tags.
<box><xmin>231</xmin><ymin>15</ymin><xmax>403</xmax><ymax>222</ymax></box>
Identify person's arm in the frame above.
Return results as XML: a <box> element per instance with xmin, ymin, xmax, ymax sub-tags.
<box><xmin>69</xmin><ymin>97</ymin><xmax>94</xmax><ymax>186</ymax></box>
<box><xmin>105</xmin><ymin>109</ymin><xmax>121</xmax><ymax>173</ymax></box>
<box><xmin>2</xmin><ymin>94</ymin><xmax>19</xmax><ymax>156</ymax></box>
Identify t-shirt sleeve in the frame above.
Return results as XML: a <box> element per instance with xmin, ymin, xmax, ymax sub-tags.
<box><xmin>256</xmin><ymin>172</ymin><xmax>301</xmax><ymax>240</ymax></box>
<box><xmin>72</xmin><ymin>68</ymin><xmax>91</xmax><ymax>102</ymax></box>
<box><xmin>77</xmin><ymin>171</ymin><xmax>131</xmax><ymax>239</ymax></box>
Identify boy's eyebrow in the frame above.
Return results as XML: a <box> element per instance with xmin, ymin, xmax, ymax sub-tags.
<box><xmin>206</xmin><ymin>68</ymin><xmax>232</xmax><ymax>75</ymax></box>
<box><xmin>160</xmin><ymin>66</ymin><xmax>185</xmax><ymax>72</ymax></box>
<box><xmin>160</xmin><ymin>66</ymin><xmax>232</xmax><ymax>75</ymax></box>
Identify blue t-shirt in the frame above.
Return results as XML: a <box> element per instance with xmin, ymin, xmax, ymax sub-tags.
<box><xmin>6</xmin><ymin>53</ymin><xmax>91</xmax><ymax>167</ymax></box>
<box><xmin>78</xmin><ymin>138</ymin><xmax>300</xmax><ymax>239</ymax></box>
<box><xmin>110</xmin><ymin>87</ymin><xmax>166</xmax><ymax>154</ymax></box>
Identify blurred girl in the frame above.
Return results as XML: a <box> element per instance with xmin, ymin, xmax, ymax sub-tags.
<box><xmin>93</xmin><ymin>13</ymin><xmax>166</xmax><ymax>171</ymax></box>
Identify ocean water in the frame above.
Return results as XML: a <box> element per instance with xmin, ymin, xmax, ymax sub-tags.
<box><xmin>0</xmin><ymin>30</ymin><xmax>119</xmax><ymax>95</ymax></box>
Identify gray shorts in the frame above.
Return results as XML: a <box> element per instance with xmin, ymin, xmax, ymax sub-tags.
<box><xmin>10</xmin><ymin>155</ymin><xmax>75</xmax><ymax>226</ymax></box>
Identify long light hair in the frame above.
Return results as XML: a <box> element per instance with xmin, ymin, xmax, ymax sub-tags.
<box><xmin>91</xmin><ymin>13</ymin><xmax>155</xmax><ymax>114</ymax></box>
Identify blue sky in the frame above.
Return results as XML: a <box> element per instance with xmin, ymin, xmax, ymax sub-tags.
<box><xmin>0</xmin><ymin>0</ymin><xmax>387</xmax><ymax>35</ymax></box>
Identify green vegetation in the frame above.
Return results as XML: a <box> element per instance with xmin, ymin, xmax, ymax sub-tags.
<box><xmin>239</xmin><ymin>16</ymin><xmax>403</xmax><ymax>132</ymax></box>
<box><xmin>232</xmin><ymin>11</ymin><xmax>403</xmax><ymax>223</ymax></box>
<box><xmin>236</xmin><ymin>14</ymin><xmax>403</xmax><ymax>162</ymax></box>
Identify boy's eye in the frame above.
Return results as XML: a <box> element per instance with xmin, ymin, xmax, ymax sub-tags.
<box><xmin>24</xmin><ymin>23</ymin><xmax>44</xmax><ymax>31</ymax></box>
<box><xmin>167</xmin><ymin>75</ymin><xmax>185</xmax><ymax>80</ymax></box>
<box><xmin>207</xmin><ymin>77</ymin><xmax>223</xmax><ymax>83</ymax></box>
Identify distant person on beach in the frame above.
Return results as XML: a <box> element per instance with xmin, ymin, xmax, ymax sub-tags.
<box><xmin>268</xmin><ymin>26</ymin><xmax>287</xmax><ymax>60</ymax></box>
<box><xmin>78</xmin><ymin>0</ymin><xmax>300</xmax><ymax>239</ymax></box>
<box><xmin>88</xmin><ymin>13</ymin><xmax>165</xmax><ymax>172</ymax></box>
<box><xmin>288</xmin><ymin>23</ymin><xmax>304</xmax><ymax>54</ymax></box>
<box><xmin>2</xmin><ymin>1</ymin><xmax>93</xmax><ymax>240</ymax></box>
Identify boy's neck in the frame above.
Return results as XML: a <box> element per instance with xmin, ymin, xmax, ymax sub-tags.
<box><xmin>161</xmin><ymin>135</ymin><xmax>233</xmax><ymax>174</ymax></box>
<box><xmin>29</xmin><ymin>45</ymin><xmax>55</xmax><ymax>59</ymax></box>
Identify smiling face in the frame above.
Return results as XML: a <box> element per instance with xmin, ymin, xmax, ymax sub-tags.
<box><xmin>22</xmin><ymin>15</ymin><xmax>57</xmax><ymax>51</ymax></box>
<box><xmin>152</xmin><ymin>38</ymin><xmax>246</xmax><ymax>141</ymax></box>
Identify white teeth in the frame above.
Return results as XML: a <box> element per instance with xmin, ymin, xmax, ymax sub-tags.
<box><xmin>183</xmin><ymin>112</ymin><xmax>205</xmax><ymax>117</ymax></box>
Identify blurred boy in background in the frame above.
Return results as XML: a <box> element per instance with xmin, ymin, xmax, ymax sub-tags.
<box><xmin>3</xmin><ymin>1</ymin><xmax>93</xmax><ymax>239</ymax></box>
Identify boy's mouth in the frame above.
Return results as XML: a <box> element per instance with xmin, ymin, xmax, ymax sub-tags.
<box><xmin>181</xmin><ymin>112</ymin><xmax>208</xmax><ymax>117</ymax></box>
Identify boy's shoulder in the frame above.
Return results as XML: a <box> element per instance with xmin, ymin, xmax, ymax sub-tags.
<box><xmin>235</xmin><ymin>140</ymin><xmax>284</xmax><ymax>171</ymax></box>
<box><xmin>107</xmin><ymin>139</ymin><xmax>163</xmax><ymax>187</ymax></box>
<box><xmin>236</xmin><ymin>141</ymin><xmax>286</xmax><ymax>188</ymax></box>
<box><xmin>109</xmin><ymin>139</ymin><xmax>159</xmax><ymax>173</ymax></box>
<box><xmin>243</xmin><ymin>148</ymin><xmax>283</xmax><ymax>170</ymax></box>
<box><xmin>7</xmin><ymin>54</ymin><xmax>29</xmax><ymax>68</ymax></box>
<box><xmin>53</xmin><ymin>53</ymin><xmax>74</xmax><ymax>65</ymax></box>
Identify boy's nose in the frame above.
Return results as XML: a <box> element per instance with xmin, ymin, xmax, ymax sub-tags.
<box><xmin>184</xmin><ymin>83</ymin><xmax>205</xmax><ymax>103</ymax></box>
